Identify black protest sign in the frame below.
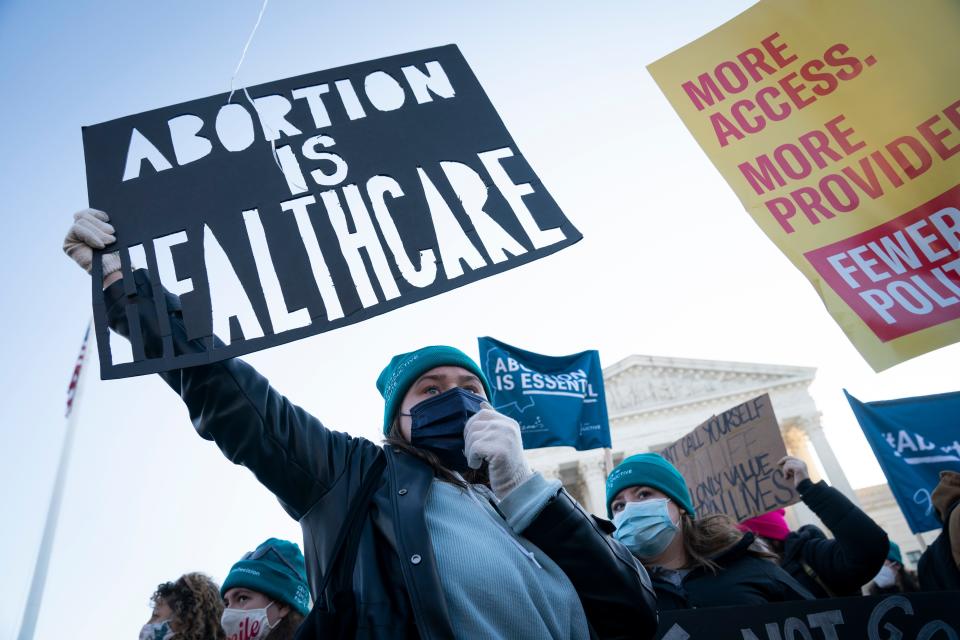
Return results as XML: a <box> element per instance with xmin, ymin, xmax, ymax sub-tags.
<box><xmin>83</xmin><ymin>45</ymin><xmax>581</xmax><ymax>378</ymax></box>
<box><xmin>654</xmin><ymin>592</ymin><xmax>960</xmax><ymax>640</ymax></box>
<box><xmin>657</xmin><ymin>394</ymin><xmax>798</xmax><ymax>521</ymax></box>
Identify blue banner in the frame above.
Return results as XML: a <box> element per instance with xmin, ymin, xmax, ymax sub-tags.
<box><xmin>477</xmin><ymin>337</ymin><xmax>611</xmax><ymax>450</ymax></box>
<box><xmin>845</xmin><ymin>389</ymin><xmax>960</xmax><ymax>533</ymax></box>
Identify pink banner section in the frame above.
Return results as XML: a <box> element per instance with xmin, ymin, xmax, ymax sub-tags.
<box><xmin>806</xmin><ymin>183</ymin><xmax>960</xmax><ymax>341</ymax></box>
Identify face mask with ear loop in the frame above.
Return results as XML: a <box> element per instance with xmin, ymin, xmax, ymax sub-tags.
<box><xmin>401</xmin><ymin>387</ymin><xmax>486</xmax><ymax>472</ymax></box>
<box><xmin>612</xmin><ymin>498</ymin><xmax>681</xmax><ymax>559</ymax></box>
<box><xmin>139</xmin><ymin>620</ymin><xmax>175</xmax><ymax>640</ymax></box>
<box><xmin>221</xmin><ymin>601</ymin><xmax>277</xmax><ymax>640</ymax></box>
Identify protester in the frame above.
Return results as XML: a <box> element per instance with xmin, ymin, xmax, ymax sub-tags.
<box><xmin>65</xmin><ymin>209</ymin><xmax>657</xmax><ymax>640</ymax></box>
<box><xmin>918</xmin><ymin>470</ymin><xmax>960</xmax><ymax>590</ymax></box>
<box><xmin>738</xmin><ymin>455</ymin><xmax>888</xmax><ymax>597</ymax></box>
<box><xmin>140</xmin><ymin>573</ymin><xmax>226</xmax><ymax>640</ymax></box>
<box><xmin>606</xmin><ymin>453</ymin><xmax>813</xmax><ymax>610</ymax></box>
<box><xmin>220</xmin><ymin>538</ymin><xmax>309</xmax><ymax>640</ymax></box>
<box><xmin>867</xmin><ymin>541</ymin><xmax>919</xmax><ymax>594</ymax></box>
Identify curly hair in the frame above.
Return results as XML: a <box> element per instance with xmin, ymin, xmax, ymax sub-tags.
<box><xmin>151</xmin><ymin>572</ymin><xmax>226</xmax><ymax>640</ymax></box>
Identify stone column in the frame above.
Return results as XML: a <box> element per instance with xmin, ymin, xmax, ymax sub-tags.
<box><xmin>783</xmin><ymin>422</ymin><xmax>823</xmax><ymax>484</ymax></box>
<box><xmin>578</xmin><ymin>455</ymin><xmax>609</xmax><ymax>517</ymax></box>
<box><xmin>800</xmin><ymin>414</ymin><xmax>859</xmax><ymax>505</ymax></box>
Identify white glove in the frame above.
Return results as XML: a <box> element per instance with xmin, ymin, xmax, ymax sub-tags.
<box><xmin>464</xmin><ymin>405</ymin><xmax>532</xmax><ymax>498</ymax></box>
<box><xmin>63</xmin><ymin>208</ymin><xmax>121</xmax><ymax>275</ymax></box>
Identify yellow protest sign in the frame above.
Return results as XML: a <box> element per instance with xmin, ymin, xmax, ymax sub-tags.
<box><xmin>648</xmin><ymin>0</ymin><xmax>960</xmax><ymax>371</ymax></box>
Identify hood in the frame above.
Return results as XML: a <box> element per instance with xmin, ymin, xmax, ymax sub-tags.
<box><xmin>932</xmin><ymin>471</ymin><xmax>960</xmax><ymax>522</ymax></box>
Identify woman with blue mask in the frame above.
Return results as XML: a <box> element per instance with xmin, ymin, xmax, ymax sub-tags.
<box><xmin>65</xmin><ymin>212</ymin><xmax>657</xmax><ymax>640</ymax></box>
<box><xmin>606</xmin><ymin>453</ymin><xmax>814</xmax><ymax>610</ymax></box>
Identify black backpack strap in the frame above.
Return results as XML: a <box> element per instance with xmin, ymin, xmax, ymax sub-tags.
<box><xmin>317</xmin><ymin>453</ymin><xmax>387</xmax><ymax>598</ymax></box>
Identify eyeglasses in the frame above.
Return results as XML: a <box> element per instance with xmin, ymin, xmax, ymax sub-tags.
<box><xmin>243</xmin><ymin>545</ymin><xmax>302</xmax><ymax>578</ymax></box>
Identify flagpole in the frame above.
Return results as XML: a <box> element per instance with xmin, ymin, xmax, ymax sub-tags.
<box><xmin>17</xmin><ymin>323</ymin><xmax>93</xmax><ymax>640</ymax></box>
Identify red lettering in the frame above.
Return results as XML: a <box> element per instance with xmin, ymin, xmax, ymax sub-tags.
<box><xmin>792</xmin><ymin>186</ymin><xmax>835</xmax><ymax>225</ymax></box>
<box><xmin>755</xmin><ymin>86</ymin><xmax>791</xmax><ymax>121</ymax></box>
<box><xmin>773</xmin><ymin>143</ymin><xmax>813</xmax><ymax>179</ymax></box>
<box><xmin>761</xmin><ymin>32</ymin><xmax>797</xmax><ymax>68</ymax></box>
<box><xmin>711</xmin><ymin>111</ymin><xmax>745</xmax><ymax>147</ymax></box>
<box><xmin>731</xmin><ymin>99</ymin><xmax>764</xmax><ymax>134</ymax></box>
<box><xmin>797</xmin><ymin>129</ymin><xmax>843</xmax><ymax>169</ymax></box>
<box><xmin>944</xmin><ymin>99</ymin><xmax>960</xmax><ymax>129</ymax></box>
<box><xmin>841</xmin><ymin>158</ymin><xmax>885</xmax><ymax>199</ymax></box>
<box><xmin>918</xmin><ymin>114</ymin><xmax>960</xmax><ymax>161</ymax></box>
<box><xmin>823</xmin><ymin>115</ymin><xmax>865</xmax><ymax>155</ymax></box>
<box><xmin>765</xmin><ymin>196</ymin><xmax>797</xmax><ymax>233</ymax></box>
<box><xmin>736</xmin><ymin>47</ymin><xmax>778</xmax><ymax>82</ymax></box>
<box><xmin>682</xmin><ymin>73</ymin><xmax>724</xmax><ymax>111</ymax></box>
<box><xmin>778</xmin><ymin>72</ymin><xmax>816</xmax><ymax>109</ymax></box>
<box><xmin>819</xmin><ymin>174</ymin><xmax>859</xmax><ymax>212</ymax></box>
<box><xmin>739</xmin><ymin>156</ymin><xmax>786</xmax><ymax>195</ymax></box>
<box><xmin>824</xmin><ymin>43</ymin><xmax>863</xmax><ymax>81</ymax></box>
<box><xmin>799</xmin><ymin>59</ymin><xmax>839</xmax><ymax>97</ymax></box>
<box><xmin>715</xmin><ymin>60</ymin><xmax>750</xmax><ymax>94</ymax></box>
<box><xmin>887</xmin><ymin>136</ymin><xmax>934</xmax><ymax>179</ymax></box>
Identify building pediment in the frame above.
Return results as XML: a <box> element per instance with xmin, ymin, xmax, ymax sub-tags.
<box><xmin>603</xmin><ymin>354</ymin><xmax>815</xmax><ymax>419</ymax></box>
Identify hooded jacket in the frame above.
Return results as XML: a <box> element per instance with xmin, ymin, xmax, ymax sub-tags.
<box><xmin>779</xmin><ymin>479</ymin><xmax>889</xmax><ymax>597</ymax></box>
<box><xmin>918</xmin><ymin>470</ymin><xmax>960</xmax><ymax>591</ymax></box>
<box><xmin>105</xmin><ymin>272</ymin><xmax>657</xmax><ymax>639</ymax></box>
<box><xmin>648</xmin><ymin>531</ymin><xmax>813</xmax><ymax>610</ymax></box>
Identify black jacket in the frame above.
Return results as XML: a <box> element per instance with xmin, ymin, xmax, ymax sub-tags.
<box><xmin>650</xmin><ymin>532</ymin><xmax>813</xmax><ymax>610</ymax></box>
<box><xmin>105</xmin><ymin>272</ymin><xmax>658</xmax><ymax>639</ymax></box>
<box><xmin>919</xmin><ymin>498</ymin><xmax>960</xmax><ymax>591</ymax></box>
<box><xmin>780</xmin><ymin>479</ymin><xmax>888</xmax><ymax>597</ymax></box>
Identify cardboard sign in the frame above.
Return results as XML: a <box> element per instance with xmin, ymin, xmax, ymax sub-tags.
<box><xmin>477</xmin><ymin>336</ymin><xmax>611</xmax><ymax>451</ymax></box>
<box><xmin>655</xmin><ymin>593</ymin><xmax>960</xmax><ymax>640</ymax></box>
<box><xmin>647</xmin><ymin>0</ymin><xmax>960</xmax><ymax>371</ymax></box>
<box><xmin>657</xmin><ymin>394</ymin><xmax>797</xmax><ymax>521</ymax></box>
<box><xmin>83</xmin><ymin>45</ymin><xmax>581</xmax><ymax>378</ymax></box>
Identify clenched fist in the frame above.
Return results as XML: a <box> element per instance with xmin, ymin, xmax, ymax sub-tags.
<box><xmin>778</xmin><ymin>455</ymin><xmax>810</xmax><ymax>488</ymax></box>
<box><xmin>63</xmin><ymin>208</ymin><xmax>121</xmax><ymax>277</ymax></box>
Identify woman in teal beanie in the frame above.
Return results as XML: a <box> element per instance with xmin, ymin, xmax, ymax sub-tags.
<box><xmin>64</xmin><ymin>214</ymin><xmax>657</xmax><ymax>640</ymax></box>
<box><xmin>220</xmin><ymin>538</ymin><xmax>310</xmax><ymax>640</ymax></box>
<box><xmin>606</xmin><ymin>453</ymin><xmax>813</xmax><ymax>610</ymax></box>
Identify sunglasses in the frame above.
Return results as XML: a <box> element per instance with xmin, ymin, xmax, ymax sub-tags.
<box><xmin>243</xmin><ymin>545</ymin><xmax>302</xmax><ymax>578</ymax></box>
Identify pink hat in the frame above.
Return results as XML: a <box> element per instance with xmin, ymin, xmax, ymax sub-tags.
<box><xmin>738</xmin><ymin>509</ymin><xmax>790</xmax><ymax>541</ymax></box>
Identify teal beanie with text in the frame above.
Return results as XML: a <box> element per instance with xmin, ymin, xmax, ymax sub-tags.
<box><xmin>605</xmin><ymin>453</ymin><xmax>696</xmax><ymax>519</ymax></box>
<box><xmin>376</xmin><ymin>345</ymin><xmax>491</xmax><ymax>434</ymax></box>
<box><xmin>221</xmin><ymin>538</ymin><xmax>310</xmax><ymax>616</ymax></box>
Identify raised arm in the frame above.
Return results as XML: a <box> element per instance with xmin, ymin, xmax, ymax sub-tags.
<box><xmin>779</xmin><ymin>456</ymin><xmax>888</xmax><ymax>593</ymax></box>
<box><xmin>65</xmin><ymin>209</ymin><xmax>380</xmax><ymax>519</ymax></box>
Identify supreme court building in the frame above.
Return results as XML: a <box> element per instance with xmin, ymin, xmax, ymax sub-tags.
<box><xmin>524</xmin><ymin>353</ymin><xmax>930</xmax><ymax>567</ymax></box>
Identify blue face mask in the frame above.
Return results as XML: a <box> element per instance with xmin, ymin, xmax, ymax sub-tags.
<box><xmin>612</xmin><ymin>498</ymin><xmax>680</xmax><ymax>559</ymax></box>
<box><xmin>405</xmin><ymin>387</ymin><xmax>485</xmax><ymax>472</ymax></box>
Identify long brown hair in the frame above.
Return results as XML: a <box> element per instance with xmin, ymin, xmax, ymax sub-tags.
<box><xmin>151</xmin><ymin>572</ymin><xmax>226</xmax><ymax>640</ymax></box>
<box><xmin>680</xmin><ymin>513</ymin><xmax>779</xmax><ymax>573</ymax></box>
<box><xmin>383</xmin><ymin>419</ymin><xmax>489</xmax><ymax>488</ymax></box>
<box><xmin>270</xmin><ymin>609</ymin><xmax>305</xmax><ymax>640</ymax></box>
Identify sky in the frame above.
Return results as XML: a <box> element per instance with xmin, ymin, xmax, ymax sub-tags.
<box><xmin>2</xmin><ymin>0</ymin><xmax>959</xmax><ymax>637</ymax></box>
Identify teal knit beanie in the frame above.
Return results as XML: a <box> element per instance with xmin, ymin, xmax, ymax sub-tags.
<box><xmin>605</xmin><ymin>453</ymin><xmax>696</xmax><ymax>519</ymax></box>
<box><xmin>376</xmin><ymin>345</ymin><xmax>492</xmax><ymax>434</ymax></box>
<box><xmin>221</xmin><ymin>538</ymin><xmax>310</xmax><ymax>616</ymax></box>
<box><xmin>887</xmin><ymin>541</ymin><xmax>903</xmax><ymax>565</ymax></box>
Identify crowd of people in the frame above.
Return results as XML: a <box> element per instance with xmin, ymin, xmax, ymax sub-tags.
<box><xmin>64</xmin><ymin>210</ymin><xmax>960</xmax><ymax>639</ymax></box>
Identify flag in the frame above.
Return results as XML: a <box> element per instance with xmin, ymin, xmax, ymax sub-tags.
<box><xmin>65</xmin><ymin>323</ymin><xmax>91</xmax><ymax>418</ymax></box>
<box><xmin>478</xmin><ymin>337</ymin><xmax>611</xmax><ymax>451</ymax></box>
<box><xmin>845</xmin><ymin>389</ymin><xmax>960</xmax><ymax>533</ymax></box>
